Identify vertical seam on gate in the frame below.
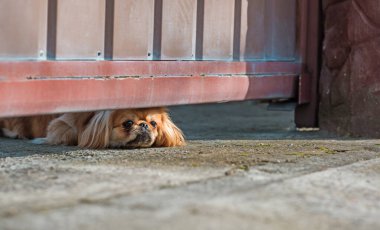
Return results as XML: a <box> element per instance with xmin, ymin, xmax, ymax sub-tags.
<box><xmin>104</xmin><ymin>0</ymin><xmax>115</xmax><ymax>60</ymax></box>
<box><xmin>47</xmin><ymin>0</ymin><xmax>58</xmax><ymax>59</ymax></box>
<box><xmin>233</xmin><ymin>0</ymin><xmax>242</xmax><ymax>60</ymax></box>
<box><xmin>195</xmin><ymin>0</ymin><xmax>205</xmax><ymax>60</ymax></box>
<box><xmin>153</xmin><ymin>0</ymin><xmax>163</xmax><ymax>60</ymax></box>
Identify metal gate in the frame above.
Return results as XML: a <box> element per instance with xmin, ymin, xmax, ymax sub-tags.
<box><xmin>0</xmin><ymin>0</ymin><xmax>320</xmax><ymax>127</ymax></box>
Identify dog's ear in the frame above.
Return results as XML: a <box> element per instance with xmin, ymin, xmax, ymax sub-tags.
<box><xmin>78</xmin><ymin>111</ymin><xmax>113</xmax><ymax>149</ymax></box>
<box><xmin>154</xmin><ymin>112</ymin><xmax>185</xmax><ymax>147</ymax></box>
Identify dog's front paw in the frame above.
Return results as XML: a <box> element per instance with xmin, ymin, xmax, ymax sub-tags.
<box><xmin>30</xmin><ymin>138</ymin><xmax>47</xmax><ymax>145</ymax></box>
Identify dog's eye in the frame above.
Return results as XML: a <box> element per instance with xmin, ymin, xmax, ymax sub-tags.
<box><xmin>122</xmin><ymin>120</ymin><xmax>134</xmax><ymax>129</ymax></box>
<box><xmin>150</xmin><ymin>121</ymin><xmax>157</xmax><ymax>128</ymax></box>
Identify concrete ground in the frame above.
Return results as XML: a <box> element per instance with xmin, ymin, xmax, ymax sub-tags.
<box><xmin>1</xmin><ymin>102</ymin><xmax>380</xmax><ymax>230</ymax></box>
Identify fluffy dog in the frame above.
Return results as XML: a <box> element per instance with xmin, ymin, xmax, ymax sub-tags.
<box><xmin>0</xmin><ymin>108</ymin><xmax>185</xmax><ymax>149</ymax></box>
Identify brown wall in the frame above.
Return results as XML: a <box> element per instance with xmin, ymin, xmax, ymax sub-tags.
<box><xmin>320</xmin><ymin>0</ymin><xmax>380</xmax><ymax>137</ymax></box>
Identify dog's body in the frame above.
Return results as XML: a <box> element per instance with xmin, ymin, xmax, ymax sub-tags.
<box><xmin>0</xmin><ymin>108</ymin><xmax>185</xmax><ymax>149</ymax></box>
<box><xmin>0</xmin><ymin>114</ymin><xmax>59</xmax><ymax>139</ymax></box>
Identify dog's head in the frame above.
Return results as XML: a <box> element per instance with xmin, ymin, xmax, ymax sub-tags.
<box><xmin>78</xmin><ymin>108</ymin><xmax>185</xmax><ymax>149</ymax></box>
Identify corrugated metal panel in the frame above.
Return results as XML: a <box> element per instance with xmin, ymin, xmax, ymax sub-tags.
<box><xmin>241</xmin><ymin>0</ymin><xmax>296</xmax><ymax>61</ymax></box>
<box><xmin>240</xmin><ymin>0</ymin><xmax>266</xmax><ymax>60</ymax></box>
<box><xmin>264</xmin><ymin>0</ymin><xmax>296</xmax><ymax>59</ymax></box>
<box><xmin>0</xmin><ymin>0</ymin><xmax>319</xmax><ymax>125</ymax></box>
<box><xmin>0</xmin><ymin>0</ymin><xmax>298</xmax><ymax>61</ymax></box>
<box><xmin>161</xmin><ymin>0</ymin><xmax>197</xmax><ymax>60</ymax></box>
<box><xmin>55</xmin><ymin>0</ymin><xmax>106</xmax><ymax>59</ymax></box>
<box><xmin>0</xmin><ymin>0</ymin><xmax>48</xmax><ymax>59</ymax></box>
<box><xmin>202</xmin><ymin>0</ymin><xmax>235</xmax><ymax>60</ymax></box>
<box><xmin>113</xmin><ymin>0</ymin><xmax>154</xmax><ymax>60</ymax></box>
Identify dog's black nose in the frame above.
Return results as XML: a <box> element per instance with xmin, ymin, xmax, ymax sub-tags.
<box><xmin>139</xmin><ymin>122</ymin><xmax>149</xmax><ymax>130</ymax></box>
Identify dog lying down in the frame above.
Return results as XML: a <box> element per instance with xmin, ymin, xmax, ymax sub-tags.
<box><xmin>0</xmin><ymin>108</ymin><xmax>185</xmax><ymax>149</ymax></box>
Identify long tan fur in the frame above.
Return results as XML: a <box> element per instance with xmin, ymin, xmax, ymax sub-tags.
<box><xmin>154</xmin><ymin>112</ymin><xmax>185</xmax><ymax>147</ymax></box>
<box><xmin>1</xmin><ymin>108</ymin><xmax>185</xmax><ymax>149</ymax></box>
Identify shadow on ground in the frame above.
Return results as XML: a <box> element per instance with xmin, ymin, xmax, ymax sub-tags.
<box><xmin>170</xmin><ymin>101</ymin><xmax>336</xmax><ymax>140</ymax></box>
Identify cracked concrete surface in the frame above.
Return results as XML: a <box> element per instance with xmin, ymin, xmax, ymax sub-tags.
<box><xmin>1</xmin><ymin>102</ymin><xmax>380</xmax><ymax>230</ymax></box>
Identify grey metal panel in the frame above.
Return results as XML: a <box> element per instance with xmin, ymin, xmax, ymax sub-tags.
<box><xmin>202</xmin><ymin>0</ymin><xmax>235</xmax><ymax>60</ymax></box>
<box><xmin>241</xmin><ymin>0</ymin><xmax>296</xmax><ymax>61</ymax></box>
<box><xmin>113</xmin><ymin>0</ymin><xmax>154</xmax><ymax>60</ymax></box>
<box><xmin>264</xmin><ymin>0</ymin><xmax>296</xmax><ymax>60</ymax></box>
<box><xmin>160</xmin><ymin>0</ymin><xmax>197</xmax><ymax>60</ymax></box>
<box><xmin>240</xmin><ymin>0</ymin><xmax>266</xmax><ymax>60</ymax></box>
<box><xmin>0</xmin><ymin>0</ymin><xmax>298</xmax><ymax>62</ymax></box>
<box><xmin>55</xmin><ymin>0</ymin><xmax>106</xmax><ymax>60</ymax></box>
<box><xmin>0</xmin><ymin>0</ymin><xmax>48</xmax><ymax>60</ymax></box>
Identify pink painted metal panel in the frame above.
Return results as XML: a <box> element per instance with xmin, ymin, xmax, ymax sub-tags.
<box><xmin>113</xmin><ymin>0</ymin><xmax>154</xmax><ymax>60</ymax></box>
<box><xmin>55</xmin><ymin>0</ymin><xmax>105</xmax><ymax>59</ymax></box>
<box><xmin>202</xmin><ymin>0</ymin><xmax>235</xmax><ymax>60</ymax></box>
<box><xmin>0</xmin><ymin>0</ymin><xmax>316</xmax><ymax>124</ymax></box>
<box><xmin>240</xmin><ymin>0</ymin><xmax>296</xmax><ymax>60</ymax></box>
<box><xmin>0</xmin><ymin>61</ymin><xmax>302</xmax><ymax>81</ymax></box>
<box><xmin>264</xmin><ymin>0</ymin><xmax>296</xmax><ymax>59</ymax></box>
<box><xmin>0</xmin><ymin>60</ymin><xmax>300</xmax><ymax>117</ymax></box>
<box><xmin>161</xmin><ymin>0</ymin><xmax>197</xmax><ymax>60</ymax></box>
<box><xmin>0</xmin><ymin>0</ymin><xmax>48</xmax><ymax>59</ymax></box>
<box><xmin>240</xmin><ymin>0</ymin><xmax>265</xmax><ymax>60</ymax></box>
<box><xmin>0</xmin><ymin>75</ymin><xmax>297</xmax><ymax>118</ymax></box>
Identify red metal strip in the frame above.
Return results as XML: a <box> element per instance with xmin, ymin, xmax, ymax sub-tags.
<box><xmin>0</xmin><ymin>61</ymin><xmax>301</xmax><ymax>81</ymax></box>
<box><xmin>295</xmin><ymin>0</ymin><xmax>321</xmax><ymax>128</ymax></box>
<box><xmin>0</xmin><ymin>75</ymin><xmax>297</xmax><ymax>118</ymax></box>
<box><xmin>298</xmin><ymin>73</ymin><xmax>311</xmax><ymax>104</ymax></box>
